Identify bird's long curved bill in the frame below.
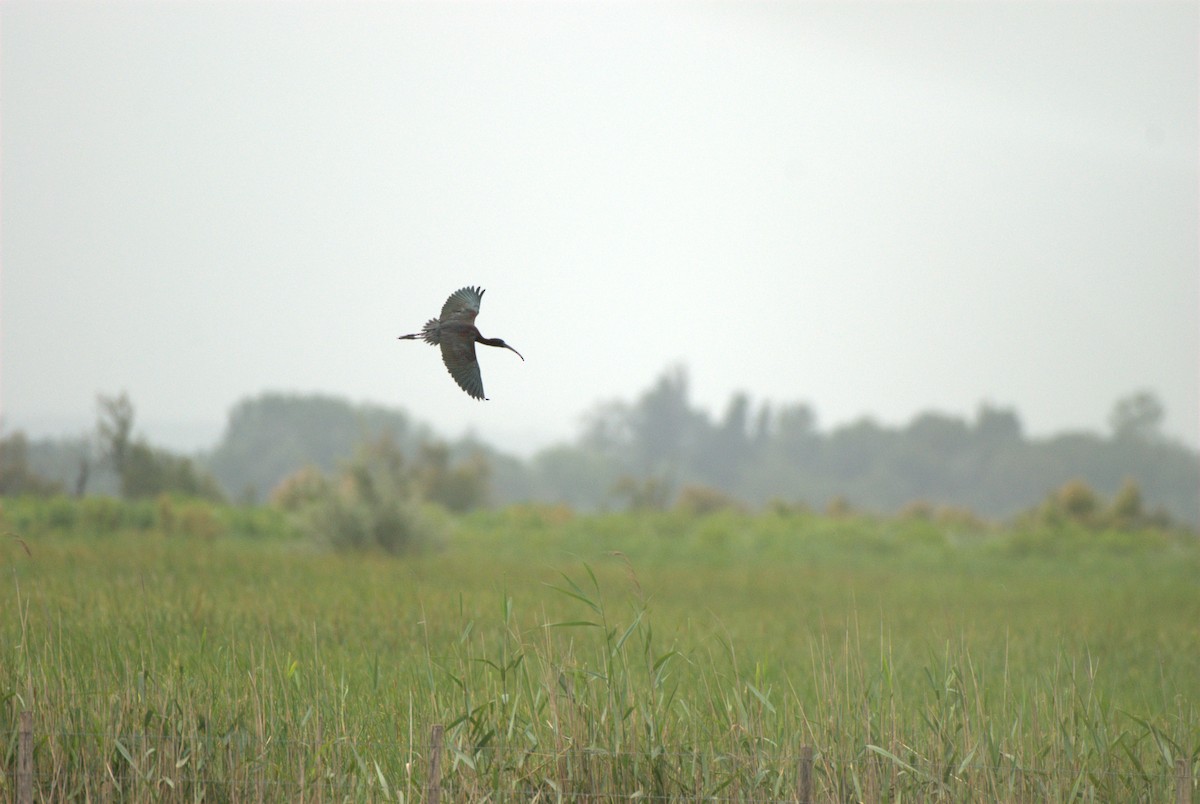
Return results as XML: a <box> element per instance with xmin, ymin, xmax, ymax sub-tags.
<box><xmin>505</xmin><ymin>344</ymin><xmax>525</xmax><ymax>361</ymax></box>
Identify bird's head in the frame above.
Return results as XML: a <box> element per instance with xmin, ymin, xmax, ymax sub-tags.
<box><xmin>480</xmin><ymin>336</ymin><xmax>524</xmax><ymax>361</ymax></box>
<box><xmin>497</xmin><ymin>340</ymin><xmax>524</xmax><ymax>361</ymax></box>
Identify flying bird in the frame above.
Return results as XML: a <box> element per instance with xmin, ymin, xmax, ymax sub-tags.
<box><xmin>398</xmin><ymin>286</ymin><xmax>524</xmax><ymax>400</ymax></box>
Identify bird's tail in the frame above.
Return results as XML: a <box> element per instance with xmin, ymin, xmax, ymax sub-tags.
<box><xmin>398</xmin><ymin>319</ymin><xmax>441</xmax><ymax>345</ymax></box>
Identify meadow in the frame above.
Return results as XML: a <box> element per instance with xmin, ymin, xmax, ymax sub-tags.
<box><xmin>2</xmin><ymin>498</ymin><xmax>1198</xmax><ymax>801</ymax></box>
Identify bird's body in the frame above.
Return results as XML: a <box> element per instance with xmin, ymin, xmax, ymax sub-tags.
<box><xmin>398</xmin><ymin>286</ymin><xmax>523</xmax><ymax>400</ymax></box>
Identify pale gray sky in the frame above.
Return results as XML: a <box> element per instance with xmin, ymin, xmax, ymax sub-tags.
<box><xmin>2</xmin><ymin>2</ymin><xmax>1197</xmax><ymax>455</ymax></box>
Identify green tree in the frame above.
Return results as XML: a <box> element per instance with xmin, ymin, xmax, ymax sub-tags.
<box><xmin>907</xmin><ymin>412</ymin><xmax>971</xmax><ymax>455</ymax></box>
<box><xmin>96</xmin><ymin>392</ymin><xmax>134</xmax><ymax>477</ymax></box>
<box><xmin>629</xmin><ymin>366</ymin><xmax>698</xmax><ymax>473</ymax></box>
<box><xmin>775</xmin><ymin>403</ymin><xmax>817</xmax><ymax>449</ymax></box>
<box><xmin>824</xmin><ymin>418</ymin><xmax>889</xmax><ymax>480</ymax></box>
<box><xmin>414</xmin><ymin>441</ymin><xmax>490</xmax><ymax>513</ymax></box>
<box><xmin>975</xmin><ymin>404</ymin><xmax>1022</xmax><ymax>446</ymax></box>
<box><xmin>94</xmin><ymin>392</ymin><xmax>223</xmax><ymax>501</ymax></box>
<box><xmin>695</xmin><ymin>392</ymin><xmax>753</xmax><ymax>488</ymax></box>
<box><xmin>580</xmin><ymin>401</ymin><xmax>632</xmax><ymax>456</ymax></box>
<box><xmin>0</xmin><ymin>431</ymin><xmax>64</xmax><ymax>496</ymax></box>
<box><xmin>207</xmin><ymin>392</ymin><xmax>424</xmax><ymax>502</ymax></box>
<box><xmin>530</xmin><ymin>445</ymin><xmax>623</xmax><ymax>510</ymax></box>
<box><xmin>121</xmin><ymin>442</ymin><xmax>224</xmax><ymax>501</ymax></box>
<box><xmin>1109</xmin><ymin>391</ymin><xmax>1164</xmax><ymax>442</ymax></box>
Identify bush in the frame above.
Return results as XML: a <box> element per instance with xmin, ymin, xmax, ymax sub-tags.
<box><xmin>674</xmin><ymin>484</ymin><xmax>744</xmax><ymax>516</ymax></box>
<box><xmin>1021</xmin><ymin>478</ymin><xmax>1178</xmax><ymax>532</ymax></box>
<box><xmin>611</xmin><ymin>475</ymin><xmax>673</xmax><ymax>512</ymax></box>
<box><xmin>270</xmin><ymin>466</ymin><xmax>331</xmax><ymax>512</ymax></box>
<box><xmin>825</xmin><ymin>495</ymin><xmax>855</xmax><ymax>518</ymax></box>
<box><xmin>285</xmin><ymin>436</ymin><xmax>445</xmax><ymax>554</ymax></box>
<box><xmin>1057</xmin><ymin>479</ymin><xmax>1100</xmax><ymax>523</ymax></box>
<box><xmin>304</xmin><ymin>494</ymin><xmax>443</xmax><ymax>554</ymax></box>
<box><xmin>156</xmin><ymin>495</ymin><xmax>227</xmax><ymax>540</ymax></box>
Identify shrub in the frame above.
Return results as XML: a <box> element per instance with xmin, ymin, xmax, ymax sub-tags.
<box><xmin>270</xmin><ymin>466</ymin><xmax>331</xmax><ymax>512</ymax></box>
<box><xmin>156</xmin><ymin>495</ymin><xmax>227</xmax><ymax>540</ymax></box>
<box><xmin>674</xmin><ymin>484</ymin><xmax>744</xmax><ymax>516</ymax></box>
<box><xmin>898</xmin><ymin>500</ymin><xmax>935</xmax><ymax>521</ymax></box>
<box><xmin>302</xmin><ymin>490</ymin><xmax>443</xmax><ymax>554</ymax></box>
<box><xmin>825</xmin><ymin>495</ymin><xmax>855</xmax><ymax>518</ymax></box>
<box><xmin>1056</xmin><ymin>479</ymin><xmax>1100</xmax><ymax>523</ymax></box>
<box><xmin>286</xmin><ymin>436</ymin><xmax>445</xmax><ymax>554</ymax></box>
<box><xmin>611</xmin><ymin>475</ymin><xmax>673</xmax><ymax>511</ymax></box>
<box><xmin>1106</xmin><ymin>478</ymin><xmax>1143</xmax><ymax>527</ymax></box>
<box><xmin>1021</xmin><ymin>478</ymin><xmax>1179</xmax><ymax>533</ymax></box>
<box><xmin>765</xmin><ymin>498</ymin><xmax>811</xmax><ymax>517</ymax></box>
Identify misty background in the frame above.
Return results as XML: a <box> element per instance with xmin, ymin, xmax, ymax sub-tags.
<box><xmin>2</xmin><ymin>3</ymin><xmax>1197</xmax><ymax>510</ymax></box>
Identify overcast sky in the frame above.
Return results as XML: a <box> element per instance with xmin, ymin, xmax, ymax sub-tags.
<box><xmin>2</xmin><ymin>2</ymin><xmax>1197</xmax><ymax>456</ymax></box>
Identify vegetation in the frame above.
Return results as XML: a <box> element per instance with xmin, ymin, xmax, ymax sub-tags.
<box><xmin>205</xmin><ymin>392</ymin><xmax>433</xmax><ymax>504</ymax></box>
<box><xmin>1021</xmin><ymin>477</ymin><xmax>1175</xmax><ymax>532</ymax></box>
<box><xmin>271</xmin><ymin>434</ymin><xmax>469</xmax><ymax>554</ymax></box>
<box><xmin>0</xmin><ymin>432</ymin><xmax>64</xmax><ymax>496</ymax></box>
<box><xmin>10</xmin><ymin>371</ymin><xmax>1199</xmax><ymax>527</ymax></box>
<box><xmin>5</xmin><ymin>393</ymin><xmax>223</xmax><ymax>502</ymax></box>
<box><xmin>93</xmin><ymin>392</ymin><xmax>226</xmax><ymax>501</ymax></box>
<box><xmin>537</xmin><ymin>367</ymin><xmax>1198</xmax><ymax>524</ymax></box>
<box><xmin>3</xmin><ymin>318</ymin><xmax>1192</xmax><ymax>801</ymax></box>
<box><xmin>1</xmin><ymin>496</ymin><xmax>1197</xmax><ymax>801</ymax></box>
<box><xmin>196</xmin><ymin>372</ymin><xmax>1198</xmax><ymax>523</ymax></box>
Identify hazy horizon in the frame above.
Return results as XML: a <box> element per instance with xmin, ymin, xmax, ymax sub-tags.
<box><xmin>4</xmin><ymin>2</ymin><xmax>1197</xmax><ymax>457</ymax></box>
<box><xmin>3</xmin><ymin>373</ymin><xmax>1193</xmax><ymax>460</ymax></box>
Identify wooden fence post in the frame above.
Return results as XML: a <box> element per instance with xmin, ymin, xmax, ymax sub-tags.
<box><xmin>18</xmin><ymin>710</ymin><xmax>33</xmax><ymax>804</ymax></box>
<box><xmin>796</xmin><ymin>744</ymin><xmax>813</xmax><ymax>804</ymax></box>
<box><xmin>426</xmin><ymin>724</ymin><xmax>444</xmax><ymax>804</ymax></box>
<box><xmin>1178</xmin><ymin>757</ymin><xmax>1193</xmax><ymax>804</ymax></box>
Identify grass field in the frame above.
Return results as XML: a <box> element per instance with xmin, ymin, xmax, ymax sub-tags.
<box><xmin>2</xmin><ymin>501</ymin><xmax>1198</xmax><ymax>801</ymax></box>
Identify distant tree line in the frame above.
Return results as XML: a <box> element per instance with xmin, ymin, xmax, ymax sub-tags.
<box><xmin>506</xmin><ymin>367</ymin><xmax>1197</xmax><ymax>525</ymax></box>
<box><xmin>205</xmin><ymin>392</ymin><xmax>434</xmax><ymax>503</ymax></box>
<box><xmin>2</xmin><ymin>392</ymin><xmax>222</xmax><ymax>502</ymax></box>
<box><xmin>4</xmin><ymin>369</ymin><xmax>1198</xmax><ymax>527</ymax></box>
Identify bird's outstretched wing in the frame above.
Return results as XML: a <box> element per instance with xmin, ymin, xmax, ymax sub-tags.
<box><xmin>440</xmin><ymin>286</ymin><xmax>483</xmax><ymax>326</ymax></box>
<box><xmin>440</xmin><ymin>338</ymin><xmax>486</xmax><ymax>400</ymax></box>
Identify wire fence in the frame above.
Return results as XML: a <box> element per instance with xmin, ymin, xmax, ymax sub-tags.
<box><xmin>7</xmin><ymin>711</ymin><xmax>1197</xmax><ymax>803</ymax></box>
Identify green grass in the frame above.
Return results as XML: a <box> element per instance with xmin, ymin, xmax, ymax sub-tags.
<box><xmin>2</xmin><ymin>502</ymin><xmax>1198</xmax><ymax>801</ymax></box>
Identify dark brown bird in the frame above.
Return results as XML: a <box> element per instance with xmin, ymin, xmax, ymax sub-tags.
<box><xmin>398</xmin><ymin>286</ymin><xmax>524</xmax><ymax>400</ymax></box>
